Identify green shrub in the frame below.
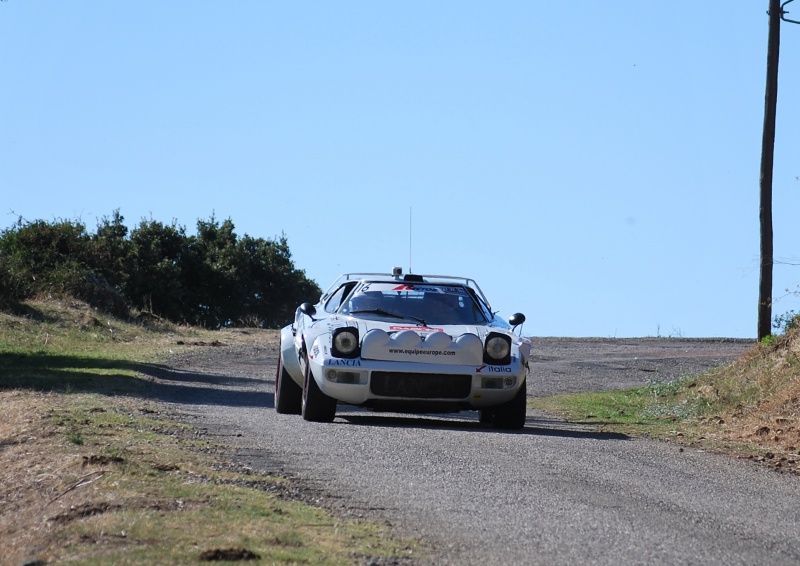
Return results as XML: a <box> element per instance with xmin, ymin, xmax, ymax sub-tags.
<box><xmin>0</xmin><ymin>212</ymin><xmax>321</xmax><ymax>328</ymax></box>
<box><xmin>773</xmin><ymin>309</ymin><xmax>799</xmax><ymax>334</ymax></box>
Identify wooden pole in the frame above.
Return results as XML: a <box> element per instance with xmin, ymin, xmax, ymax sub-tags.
<box><xmin>758</xmin><ymin>0</ymin><xmax>781</xmax><ymax>340</ymax></box>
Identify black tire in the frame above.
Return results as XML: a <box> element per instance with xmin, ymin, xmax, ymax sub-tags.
<box><xmin>478</xmin><ymin>408</ymin><xmax>494</xmax><ymax>425</ymax></box>
<box><xmin>275</xmin><ymin>356</ymin><xmax>302</xmax><ymax>414</ymax></box>
<box><xmin>492</xmin><ymin>380</ymin><xmax>527</xmax><ymax>430</ymax></box>
<box><xmin>301</xmin><ymin>353</ymin><xmax>337</xmax><ymax>423</ymax></box>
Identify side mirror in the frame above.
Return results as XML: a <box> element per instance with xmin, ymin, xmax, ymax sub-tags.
<box><xmin>509</xmin><ymin>313</ymin><xmax>526</xmax><ymax>328</ymax></box>
<box><xmin>299</xmin><ymin>302</ymin><xmax>317</xmax><ymax>318</ymax></box>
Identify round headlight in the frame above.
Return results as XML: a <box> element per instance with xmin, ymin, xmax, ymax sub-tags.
<box><xmin>333</xmin><ymin>329</ymin><xmax>358</xmax><ymax>356</ymax></box>
<box><xmin>485</xmin><ymin>335</ymin><xmax>511</xmax><ymax>362</ymax></box>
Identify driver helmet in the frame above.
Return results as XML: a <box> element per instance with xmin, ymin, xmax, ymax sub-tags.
<box><xmin>349</xmin><ymin>291</ymin><xmax>383</xmax><ymax>311</ymax></box>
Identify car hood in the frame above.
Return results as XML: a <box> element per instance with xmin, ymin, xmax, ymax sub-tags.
<box><xmin>335</xmin><ymin>318</ymin><xmax>518</xmax><ymax>366</ymax></box>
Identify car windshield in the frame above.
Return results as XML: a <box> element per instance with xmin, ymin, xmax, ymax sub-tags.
<box><xmin>337</xmin><ymin>282</ymin><xmax>490</xmax><ymax>326</ymax></box>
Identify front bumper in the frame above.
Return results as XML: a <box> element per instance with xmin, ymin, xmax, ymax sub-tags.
<box><xmin>307</xmin><ymin>352</ymin><xmax>527</xmax><ymax>408</ymax></box>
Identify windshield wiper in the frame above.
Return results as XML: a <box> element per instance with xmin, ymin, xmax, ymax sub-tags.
<box><xmin>350</xmin><ymin>309</ymin><xmax>428</xmax><ymax>326</ymax></box>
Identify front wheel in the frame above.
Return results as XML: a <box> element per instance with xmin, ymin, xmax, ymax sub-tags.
<box><xmin>492</xmin><ymin>380</ymin><xmax>527</xmax><ymax>430</ymax></box>
<box><xmin>301</xmin><ymin>353</ymin><xmax>337</xmax><ymax>423</ymax></box>
<box><xmin>275</xmin><ymin>356</ymin><xmax>302</xmax><ymax>414</ymax></box>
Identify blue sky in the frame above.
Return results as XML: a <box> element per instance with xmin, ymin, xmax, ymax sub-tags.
<box><xmin>2</xmin><ymin>2</ymin><xmax>799</xmax><ymax>338</ymax></box>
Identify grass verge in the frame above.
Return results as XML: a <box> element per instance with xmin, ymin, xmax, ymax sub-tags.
<box><xmin>0</xmin><ymin>298</ymin><xmax>422</xmax><ymax>565</ymax></box>
<box><xmin>531</xmin><ymin>328</ymin><xmax>800</xmax><ymax>474</ymax></box>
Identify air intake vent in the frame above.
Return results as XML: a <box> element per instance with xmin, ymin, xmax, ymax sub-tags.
<box><xmin>370</xmin><ymin>372</ymin><xmax>471</xmax><ymax>399</ymax></box>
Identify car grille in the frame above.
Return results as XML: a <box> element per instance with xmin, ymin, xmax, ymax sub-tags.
<box><xmin>370</xmin><ymin>372</ymin><xmax>472</xmax><ymax>399</ymax></box>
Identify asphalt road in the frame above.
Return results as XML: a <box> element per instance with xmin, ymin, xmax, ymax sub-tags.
<box><xmin>148</xmin><ymin>337</ymin><xmax>800</xmax><ymax>565</ymax></box>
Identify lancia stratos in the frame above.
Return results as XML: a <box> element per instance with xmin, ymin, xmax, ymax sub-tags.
<box><xmin>275</xmin><ymin>269</ymin><xmax>531</xmax><ymax>429</ymax></box>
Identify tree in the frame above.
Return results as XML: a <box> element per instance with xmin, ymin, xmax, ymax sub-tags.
<box><xmin>237</xmin><ymin>234</ymin><xmax>321</xmax><ymax>327</ymax></box>
<box><xmin>125</xmin><ymin>218</ymin><xmax>190</xmax><ymax>321</ymax></box>
<box><xmin>187</xmin><ymin>215</ymin><xmax>245</xmax><ymax>327</ymax></box>
<box><xmin>92</xmin><ymin>211</ymin><xmax>130</xmax><ymax>285</ymax></box>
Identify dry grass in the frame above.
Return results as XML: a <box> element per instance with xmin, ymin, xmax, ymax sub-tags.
<box><xmin>0</xmin><ymin>298</ymin><xmax>422</xmax><ymax>565</ymax></box>
<box><xmin>0</xmin><ymin>390</ymin><xmax>418</xmax><ymax>565</ymax></box>
<box><xmin>0</xmin><ymin>391</ymin><xmax>68</xmax><ymax>564</ymax></box>
<box><xmin>686</xmin><ymin>329</ymin><xmax>800</xmax><ymax>467</ymax></box>
<box><xmin>540</xmin><ymin>326</ymin><xmax>800</xmax><ymax>474</ymax></box>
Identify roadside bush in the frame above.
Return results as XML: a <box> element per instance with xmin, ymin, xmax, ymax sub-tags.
<box><xmin>91</xmin><ymin>210</ymin><xmax>132</xmax><ymax>292</ymax></box>
<box><xmin>0</xmin><ymin>218</ymin><xmax>94</xmax><ymax>299</ymax></box>
<box><xmin>0</xmin><ymin>212</ymin><xmax>320</xmax><ymax>328</ymax></box>
<box><xmin>125</xmin><ymin>218</ymin><xmax>190</xmax><ymax>322</ymax></box>
<box><xmin>74</xmin><ymin>274</ymin><xmax>130</xmax><ymax>319</ymax></box>
<box><xmin>0</xmin><ymin>254</ymin><xmax>24</xmax><ymax>310</ymax></box>
<box><xmin>774</xmin><ymin>309</ymin><xmax>799</xmax><ymax>334</ymax></box>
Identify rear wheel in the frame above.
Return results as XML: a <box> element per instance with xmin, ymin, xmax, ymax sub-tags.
<box><xmin>275</xmin><ymin>356</ymin><xmax>302</xmax><ymax>414</ymax></box>
<box><xmin>301</xmin><ymin>352</ymin><xmax>337</xmax><ymax>423</ymax></box>
<box><xmin>492</xmin><ymin>380</ymin><xmax>527</xmax><ymax>430</ymax></box>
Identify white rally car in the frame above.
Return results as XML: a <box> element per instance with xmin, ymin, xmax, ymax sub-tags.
<box><xmin>275</xmin><ymin>269</ymin><xmax>531</xmax><ymax>429</ymax></box>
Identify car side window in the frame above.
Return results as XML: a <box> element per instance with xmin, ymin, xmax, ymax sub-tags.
<box><xmin>465</xmin><ymin>287</ymin><xmax>491</xmax><ymax>322</ymax></box>
<box><xmin>324</xmin><ymin>282</ymin><xmax>357</xmax><ymax>313</ymax></box>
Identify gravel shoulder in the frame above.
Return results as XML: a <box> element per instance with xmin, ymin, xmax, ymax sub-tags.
<box><xmin>530</xmin><ymin>337</ymin><xmax>755</xmax><ymax>397</ymax></box>
<box><xmin>143</xmin><ymin>335</ymin><xmax>800</xmax><ymax>566</ymax></box>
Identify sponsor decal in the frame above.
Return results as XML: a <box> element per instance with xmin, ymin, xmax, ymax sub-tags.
<box><xmin>440</xmin><ymin>286</ymin><xmax>469</xmax><ymax>295</ymax></box>
<box><xmin>392</xmin><ymin>284</ymin><xmax>467</xmax><ymax>295</ymax></box>
<box><xmin>476</xmin><ymin>364</ymin><xmax>512</xmax><ymax>373</ymax></box>
<box><xmin>327</xmin><ymin>358</ymin><xmax>362</xmax><ymax>367</ymax></box>
<box><xmin>311</xmin><ymin>345</ymin><xmax>320</xmax><ymax>359</ymax></box>
<box><xmin>388</xmin><ymin>348</ymin><xmax>456</xmax><ymax>357</ymax></box>
<box><xmin>389</xmin><ymin>325</ymin><xmax>444</xmax><ymax>333</ymax></box>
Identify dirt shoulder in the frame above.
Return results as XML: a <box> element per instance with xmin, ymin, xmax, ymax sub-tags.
<box><xmin>530</xmin><ymin>337</ymin><xmax>755</xmax><ymax>397</ymax></box>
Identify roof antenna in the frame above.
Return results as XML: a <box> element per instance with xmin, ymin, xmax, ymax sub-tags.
<box><xmin>408</xmin><ymin>206</ymin><xmax>413</xmax><ymax>273</ymax></box>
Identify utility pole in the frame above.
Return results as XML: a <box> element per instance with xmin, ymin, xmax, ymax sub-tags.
<box><xmin>758</xmin><ymin>0</ymin><xmax>799</xmax><ymax>341</ymax></box>
<box><xmin>758</xmin><ymin>0</ymin><xmax>781</xmax><ymax>341</ymax></box>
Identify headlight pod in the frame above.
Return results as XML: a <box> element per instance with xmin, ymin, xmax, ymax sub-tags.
<box><xmin>332</xmin><ymin>327</ymin><xmax>360</xmax><ymax>358</ymax></box>
<box><xmin>483</xmin><ymin>332</ymin><xmax>512</xmax><ymax>365</ymax></box>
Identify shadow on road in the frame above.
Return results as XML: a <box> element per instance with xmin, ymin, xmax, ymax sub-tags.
<box><xmin>0</xmin><ymin>351</ymin><xmax>626</xmax><ymax>440</ymax></box>
<box><xmin>140</xmin><ymin>364</ymin><xmax>274</xmax><ymax>408</ymax></box>
<box><xmin>143</xmin><ymin>381</ymin><xmax>274</xmax><ymax>409</ymax></box>
<box><xmin>337</xmin><ymin>413</ymin><xmax>630</xmax><ymax>441</ymax></box>
<box><xmin>0</xmin><ymin>353</ymin><xmax>274</xmax><ymax>409</ymax></box>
